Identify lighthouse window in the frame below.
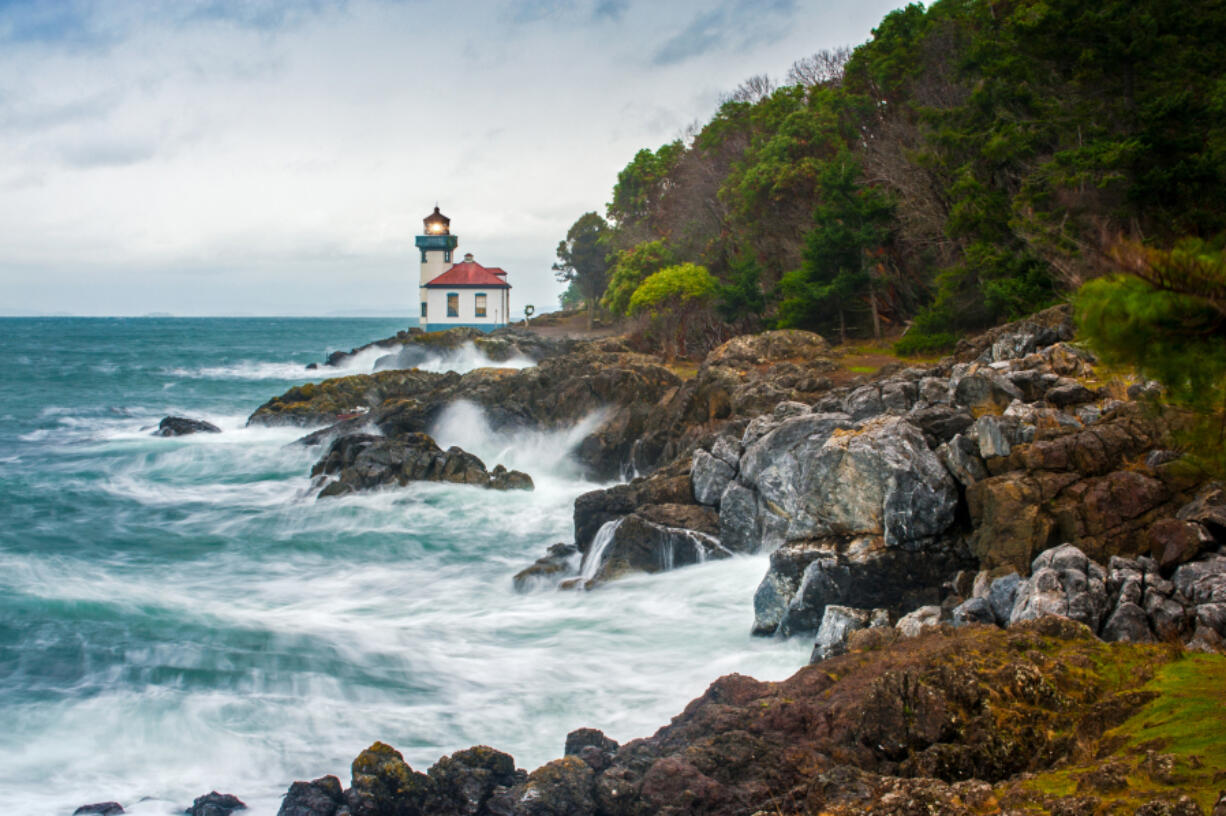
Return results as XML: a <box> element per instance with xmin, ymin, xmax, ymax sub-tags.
<box><xmin>420</xmin><ymin>302</ymin><xmax>427</xmax><ymax>318</ymax></box>
<box><xmin>446</xmin><ymin>293</ymin><xmax>459</xmax><ymax>317</ymax></box>
<box><xmin>444</xmin><ymin>250</ymin><xmax>452</xmax><ymax>262</ymax></box>
<box><xmin>475</xmin><ymin>293</ymin><xmax>487</xmax><ymax>317</ymax></box>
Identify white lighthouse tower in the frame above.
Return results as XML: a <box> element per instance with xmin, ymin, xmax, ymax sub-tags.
<box><xmin>415</xmin><ymin>206</ymin><xmax>458</xmax><ymax>321</ymax></box>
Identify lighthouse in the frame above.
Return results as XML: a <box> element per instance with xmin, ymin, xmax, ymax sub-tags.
<box><xmin>415</xmin><ymin>206</ymin><xmax>511</xmax><ymax>332</ymax></box>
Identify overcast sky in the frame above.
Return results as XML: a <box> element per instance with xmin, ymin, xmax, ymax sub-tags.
<box><xmin>0</xmin><ymin>0</ymin><xmax>902</xmax><ymax>317</ymax></box>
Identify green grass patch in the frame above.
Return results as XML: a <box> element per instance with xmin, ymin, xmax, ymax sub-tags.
<box><xmin>1114</xmin><ymin>653</ymin><xmax>1226</xmax><ymax>790</ymax></box>
<box><xmin>1009</xmin><ymin>649</ymin><xmax>1226</xmax><ymax>812</ymax></box>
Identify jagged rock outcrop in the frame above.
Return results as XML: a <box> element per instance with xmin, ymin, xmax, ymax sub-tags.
<box><xmin>310</xmin><ymin>432</ymin><xmax>532</xmax><ymax>498</ymax></box>
<box><xmin>314</xmin><ymin>326</ymin><xmax>576</xmax><ymax>371</ymax></box>
<box><xmin>941</xmin><ymin>537</ymin><xmax>1226</xmax><ymax>651</ymax></box>
<box><xmin>752</xmin><ymin>535</ymin><xmax>971</xmax><ymax>637</ymax></box>
<box><xmin>252</xmin><ymin>347</ymin><xmax>680</xmax><ymax>481</ymax></box>
<box><xmin>286</xmin><ymin>618</ymin><xmax>1224</xmax><ymax>816</ymax></box>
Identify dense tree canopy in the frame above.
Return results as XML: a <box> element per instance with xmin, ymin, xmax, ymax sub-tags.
<box><xmin>554</xmin><ymin>0</ymin><xmax>1226</xmax><ymax>355</ymax></box>
<box><xmin>553</xmin><ymin>212</ymin><xmax>610</xmax><ymax>329</ymax></box>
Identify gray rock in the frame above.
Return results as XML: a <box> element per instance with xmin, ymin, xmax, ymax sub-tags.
<box><xmin>1196</xmin><ymin>602</ymin><xmax>1226</xmax><ymax>636</ymax></box>
<box><xmin>718</xmin><ymin>481</ymin><xmax>761</xmax><ymax>554</ymax></box>
<box><xmin>1046</xmin><ymin>382</ymin><xmax>1099</xmax><ymax>407</ymax></box>
<box><xmin>918</xmin><ymin>376</ymin><xmax>950</xmax><ymax>405</ymax></box>
<box><xmin>710</xmin><ymin>434</ymin><xmax>742</xmax><ymax>468</ymax></box>
<box><xmin>896</xmin><ymin>605</ymin><xmax>942</xmax><ymax>638</ymax></box>
<box><xmin>741</xmin><ymin>413</ymin><xmax>783</xmax><ymax>447</ymax></box>
<box><xmin>988</xmin><ymin>573</ymin><xmax>1022</xmax><ymax>625</ymax></box>
<box><xmin>1101</xmin><ymin>602</ymin><xmax>1155</xmax><ymax>643</ymax></box>
<box><xmin>773</xmin><ymin>400</ymin><xmax>812</xmax><ymax>419</ymax></box>
<box><xmin>1144</xmin><ymin>591</ymin><xmax>1189</xmax><ymax>641</ymax></box>
<box><xmin>844</xmin><ymin>385</ymin><xmax>884</xmax><ymax>421</ymax></box>
<box><xmin>951</xmin><ymin>369</ymin><xmax>1023</xmax><ymax>412</ymax></box>
<box><xmin>752</xmin><ymin>541</ymin><xmax>827</xmax><ymax>635</ymax></box>
<box><xmin>908</xmin><ymin>405</ymin><xmax>974</xmax><ymax>445</ymax></box>
<box><xmin>691</xmin><ymin>449</ymin><xmax>734</xmax><ymax>507</ymax></box>
<box><xmin>586</xmin><ymin>514</ymin><xmax>729</xmax><ymax>585</ymax></box>
<box><xmin>156</xmin><ymin>415</ymin><xmax>221</xmax><ymax>436</ymax></box>
<box><xmin>766</xmin><ymin>537</ymin><xmax>967</xmax><ymax>638</ymax></box>
<box><xmin>880</xmin><ymin>380</ymin><xmax>917</xmax><ymax>413</ymax></box>
<box><xmin>951</xmin><ymin>596</ymin><xmax>995</xmax><ymax>627</ymax></box>
<box><xmin>810</xmin><ymin>605</ymin><xmax>889</xmax><ymax>662</ymax></box>
<box><xmin>938</xmin><ymin>434</ymin><xmax>989</xmax><ymax>488</ymax></box>
<box><xmin>1146</xmin><ymin>449</ymin><xmax>1182</xmax><ymax>468</ymax></box>
<box><xmin>1172</xmin><ymin>555</ymin><xmax>1226</xmax><ymax>605</ymax></box>
<box><xmin>736</xmin><ymin>415</ymin><xmax>958</xmax><ymax>550</ymax></box>
<box><xmin>972</xmin><ymin>414</ymin><xmax>1012</xmax><ymax>459</ymax></box>
<box><xmin>1008</xmin><ymin>545</ymin><xmax>1109</xmax><ymax>632</ymax></box>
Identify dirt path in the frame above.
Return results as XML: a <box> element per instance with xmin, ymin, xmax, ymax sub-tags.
<box><xmin>522</xmin><ymin>309</ymin><xmax>622</xmax><ymax>340</ymax></box>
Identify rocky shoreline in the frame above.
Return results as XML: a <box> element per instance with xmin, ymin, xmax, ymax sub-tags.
<box><xmin>120</xmin><ymin>309</ymin><xmax>1226</xmax><ymax>816</ymax></box>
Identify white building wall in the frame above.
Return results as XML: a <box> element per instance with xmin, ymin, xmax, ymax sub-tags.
<box><xmin>422</xmin><ymin>288</ymin><xmax>507</xmax><ymax>328</ymax></box>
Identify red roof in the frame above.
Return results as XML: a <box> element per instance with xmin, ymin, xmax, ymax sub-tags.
<box><xmin>486</xmin><ymin>267</ymin><xmax>508</xmax><ymax>277</ymax></box>
<box><xmin>425</xmin><ymin>260</ymin><xmax>510</xmax><ymax>288</ymax></box>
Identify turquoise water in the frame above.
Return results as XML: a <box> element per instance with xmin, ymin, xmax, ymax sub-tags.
<box><xmin>0</xmin><ymin>318</ymin><xmax>808</xmax><ymax>815</ymax></box>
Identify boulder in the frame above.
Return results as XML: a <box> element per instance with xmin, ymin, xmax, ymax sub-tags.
<box><xmin>156</xmin><ymin>416</ymin><xmax>221</xmax><ymax>436</ymax></box>
<box><xmin>951</xmin><ymin>597</ymin><xmax>995</xmax><ymax>627</ymax></box>
<box><xmin>1172</xmin><ymin>555</ymin><xmax>1226</xmax><ymax>606</ymax></box>
<box><xmin>312</xmin><ymin>433</ymin><xmax>533</xmax><ymax>497</ymax></box>
<box><xmin>426</xmin><ymin>745</ymin><xmax>518</xmax><ymax>816</ymax></box>
<box><xmin>1046</xmin><ymin>382</ymin><xmax>1100</xmax><ymax>407</ymax></box>
<box><xmin>1101</xmin><ymin>601</ymin><xmax>1156</xmax><ymax>643</ymax></box>
<box><xmin>703</xmin><ymin>329</ymin><xmax>830</xmax><ymax>368</ymax></box>
<box><xmin>950</xmin><ymin>367</ymin><xmax>1023</xmax><ymax>413</ymax></box>
<box><xmin>348</xmin><ymin>741</ymin><xmax>434</xmax><ymax>816</ymax></box>
<box><xmin>277</xmin><ymin>776</ymin><xmax>345</xmax><ymax>816</ymax></box>
<box><xmin>186</xmin><ymin>792</ymin><xmax>247</xmax><ymax>816</ymax></box>
<box><xmin>811</xmin><ymin>605</ymin><xmax>890</xmax><ymax>662</ymax></box>
<box><xmin>690</xmin><ymin>449</ymin><xmax>734</xmax><ymax>507</ymax></box>
<box><xmin>1150</xmin><ymin>518</ymin><xmax>1214</xmax><ymax>570</ymax></box>
<box><xmin>896</xmin><ymin>605</ymin><xmax>942</xmax><ymax>638</ymax></box>
<box><xmin>564</xmin><ymin>729</ymin><xmax>619</xmax><ymax>773</ymax></box>
<box><xmin>1177</xmin><ymin>482</ymin><xmax>1226</xmax><ymax>541</ymax></box>
<box><xmin>487</xmin><ymin>756</ymin><xmax>594</xmax><ymax>816</ymax></box>
<box><xmin>581</xmin><ymin>510</ymin><xmax>727</xmax><ymax>586</ymax></box>
<box><xmin>74</xmin><ymin>805</ymin><xmax>124</xmax><ymax>816</ymax></box>
<box><xmin>512</xmin><ymin>544</ymin><xmax>579</xmax><ymax>592</ymax></box>
<box><xmin>1008</xmin><ymin>545</ymin><xmax>1109</xmax><ymax>632</ymax></box>
<box><xmin>755</xmin><ymin>536</ymin><xmax>970</xmax><ymax>638</ymax></box>
<box><xmin>735</xmin><ymin>415</ymin><xmax>958</xmax><ymax>551</ymax></box>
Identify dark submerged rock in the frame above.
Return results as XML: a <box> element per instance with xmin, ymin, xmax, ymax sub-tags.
<box><xmin>74</xmin><ymin>804</ymin><xmax>124</xmax><ymax>816</ymax></box>
<box><xmin>185</xmin><ymin>792</ymin><xmax>246</xmax><ymax>816</ymax></box>
<box><xmin>277</xmin><ymin>776</ymin><xmax>345</xmax><ymax>816</ymax></box>
<box><xmin>156</xmin><ymin>415</ymin><xmax>221</xmax><ymax>436</ymax></box>
<box><xmin>312</xmin><ymin>432</ymin><xmax>532</xmax><ymax>497</ymax></box>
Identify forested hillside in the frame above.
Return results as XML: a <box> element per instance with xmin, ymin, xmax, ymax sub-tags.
<box><xmin>555</xmin><ymin>0</ymin><xmax>1226</xmax><ymax>356</ymax></box>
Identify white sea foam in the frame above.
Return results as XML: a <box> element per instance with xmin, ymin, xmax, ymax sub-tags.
<box><xmin>398</xmin><ymin>341</ymin><xmax>537</xmax><ymax>374</ymax></box>
<box><xmin>5</xmin><ymin>396</ymin><xmax>810</xmax><ymax>816</ymax></box>
<box><xmin>429</xmin><ymin>399</ymin><xmax>605</xmax><ymax>481</ymax></box>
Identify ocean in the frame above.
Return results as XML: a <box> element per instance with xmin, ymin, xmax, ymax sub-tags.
<box><xmin>0</xmin><ymin>317</ymin><xmax>809</xmax><ymax>815</ymax></box>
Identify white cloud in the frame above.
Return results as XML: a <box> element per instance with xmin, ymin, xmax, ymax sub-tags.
<box><xmin>0</xmin><ymin>0</ymin><xmax>902</xmax><ymax>316</ymax></box>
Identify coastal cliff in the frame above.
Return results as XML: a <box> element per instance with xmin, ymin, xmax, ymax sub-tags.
<box><xmin>231</xmin><ymin>306</ymin><xmax>1226</xmax><ymax>816</ymax></box>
